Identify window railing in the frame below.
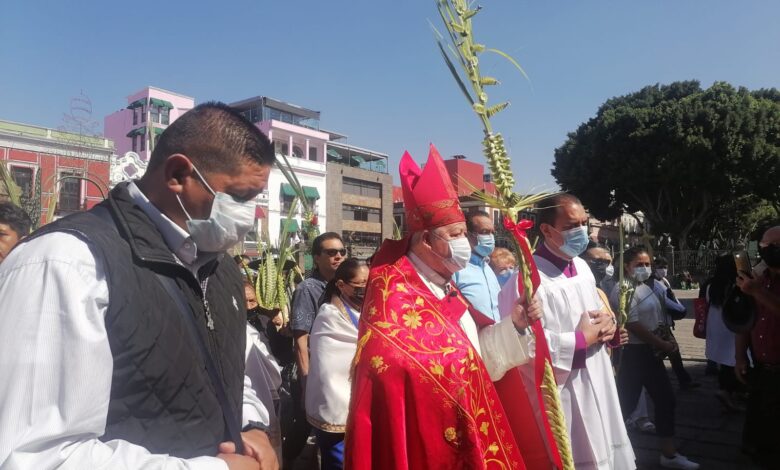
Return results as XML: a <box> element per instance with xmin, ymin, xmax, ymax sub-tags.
<box><xmin>328</xmin><ymin>158</ymin><xmax>388</xmax><ymax>174</ymax></box>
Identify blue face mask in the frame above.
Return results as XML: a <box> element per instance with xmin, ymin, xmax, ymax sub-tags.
<box><xmin>496</xmin><ymin>268</ymin><xmax>514</xmax><ymax>287</ymax></box>
<box><xmin>474</xmin><ymin>233</ymin><xmax>495</xmax><ymax>257</ymax></box>
<box><xmin>555</xmin><ymin>225</ymin><xmax>589</xmax><ymax>258</ymax></box>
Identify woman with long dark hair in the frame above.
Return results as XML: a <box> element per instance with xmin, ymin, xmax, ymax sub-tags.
<box><xmin>703</xmin><ymin>254</ymin><xmax>743</xmax><ymax>411</ymax></box>
<box><xmin>305</xmin><ymin>258</ymin><xmax>368</xmax><ymax>470</ymax></box>
<box><xmin>611</xmin><ymin>246</ymin><xmax>699</xmax><ymax>470</ymax></box>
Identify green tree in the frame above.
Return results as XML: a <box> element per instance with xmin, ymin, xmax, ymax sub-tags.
<box><xmin>552</xmin><ymin>81</ymin><xmax>780</xmax><ymax>250</ymax></box>
<box><xmin>689</xmin><ymin>195</ymin><xmax>776</xmax><ymax>249</ymax></box>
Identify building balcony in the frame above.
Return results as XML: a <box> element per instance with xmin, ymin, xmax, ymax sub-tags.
<box><xmin>326</xmin><ymin>141</ymin><xmax>388</xmax><ymax>174</ymax></box>
<box><xmin>276</xmin><ymin>153</ymin><xmax>326</xmax><ymax>174</ymax></box>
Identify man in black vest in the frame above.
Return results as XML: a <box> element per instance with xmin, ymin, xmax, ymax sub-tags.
<box><xmin>0</xmin><ymin>102</ymin><xmax>277</xmax><ymax>470</ymax></box>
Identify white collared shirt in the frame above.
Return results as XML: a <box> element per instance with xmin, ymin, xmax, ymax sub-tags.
<box><xmin>126</xmin><ymin>182</ymin><xmax>213</xmax><ymax>278</ymax></box>
<box><xmin>0</xmin><ymin>182</ymin><xmax>268</xmax><ymax>470</ymax></box>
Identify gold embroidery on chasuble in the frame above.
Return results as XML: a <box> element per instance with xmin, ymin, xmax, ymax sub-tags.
<box><xmin>409</xmin><ymin>199</ymin><xmax>464</xmax><ymax>229</ymax></box>
<box><xmin>356</xmin><ymin>258</ymin><xmax>521</xmax><ymax>468</ymax></box>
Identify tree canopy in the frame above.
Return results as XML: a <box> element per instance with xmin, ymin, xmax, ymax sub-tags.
<box><xmin>552</xmin><ymin>80</ymin><xmax>780</xmax><ymax>249</ymax></box>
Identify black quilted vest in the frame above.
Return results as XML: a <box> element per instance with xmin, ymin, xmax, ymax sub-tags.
<box><xmin>25</xmin><ymin>182</ymin><xmax>247</xmax><ymax>458</ymax></box>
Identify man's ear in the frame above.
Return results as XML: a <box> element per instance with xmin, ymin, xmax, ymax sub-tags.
<box><xmin>539</xmin><ymin>222</ymin><xmax>552</xmax><ymax>240</ymax></box>
<box><xmin>163</xmin><ymin>154</ymin><xmax>194</xmax><ymax>194</ymax></box>
<box><xmin>422</xmin><ymin>229</ymin><xmax>433</xmax><ymax>248</ymax></box>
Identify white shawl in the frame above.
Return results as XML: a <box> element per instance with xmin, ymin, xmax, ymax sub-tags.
<box><xmin>305</xmin><ymin>301</ymin><xmax>358</xmax><ymax>432</ymax></box>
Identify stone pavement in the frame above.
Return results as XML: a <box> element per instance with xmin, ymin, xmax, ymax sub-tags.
<box><xmin>628</xmin><ymin>290</ymin><xmax>759</xmax><ymax>470</ymax></box>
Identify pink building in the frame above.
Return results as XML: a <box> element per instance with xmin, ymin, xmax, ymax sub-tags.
<box><xmin>104</xmin><ymin>87</ymin><xmax>194</xmax><ymax>162</ymax></box>
<box><xmin>230</xmin><ymin>96</ymin><xmax>330</xmax><ymax>248</ymax></box>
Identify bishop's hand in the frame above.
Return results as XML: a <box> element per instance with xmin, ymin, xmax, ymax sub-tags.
<box><xmin>511</xmin><ymin>296</ymin><xmax>543</xmax><ymax>330</ymax></box>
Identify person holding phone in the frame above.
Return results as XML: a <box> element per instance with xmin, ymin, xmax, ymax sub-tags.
<box><xmin>735</xmin><ymin>225</ymin><xmax>780</xmax><ymax>467</ymax></box>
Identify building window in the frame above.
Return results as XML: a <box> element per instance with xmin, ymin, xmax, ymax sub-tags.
<box><xmin>274</xmin><ymin>140</ymin><xmax>289</xmax><ymax>155</ymax></box>
<box><xmin>309</xmin><ymin>147</ymin><xmax>318</xmax><ymax>161</ymax></box>
<box><xmin>343</xmin><ymin>230</ymin><xmax>382</xmax><ymax>249</ymax></box>
<box><xmin>343</xmin><ymin>177</ymin><xmax>381</xmax><ymax>198</ymax></box>
<box><xmin>140</xmin><ymin>135</ymin><xmax>146</xmax><ymax>152</ymax></box>
<box><xmin>493</xmin><ymin>210</ymin><xmax>501</xmax><ymax>227</ymax></box>
<box><xmin>292</xmin><ymin>145</ymin><xmax>304</xmax><ymax>158</ymax></box>
<box><xmin>394</xmin><ymin>214</ymin><xmax>404</xmax><ymax>232</ymax></box>
<box><xmin>140</xmin><ymin>106</ymin><xmax>146</xmax><ymax>123</ymax></box>
<box><xmin>281</xmin><ymin>195</ymin><xmax>296</xmax><ymax>213</ymax></box>
<box><xmin>133</xmin><ymin>108</ymin><xmax>138</xmax><ymax>125</ymax></box>
<box><xmin>131</xmin><ymin>135</ymin><xmax>138</xmax><ymax>152</ymax></box>
<box><xmin>161</xmin><ymin>107</ymin><xmax>170</xmax><ymax>125</ymax></box>
<box><xmin>58</xmin><ymin>172</ymin><xmax>82</xmax><ymax>213</ymax></box>
<box><xmin>10</xmin><ymin>166</ymin><xmax>34</xmax><ymax>198</ymax></box>
<box><xmin>245</xmin><ymin>107</ymin><xmax>262</xmax><ymax>123</ymax></box>
<box><xmin>150</xmin><ymin>105</ymin><xmax>160</xmax><ymax>124</ymax></box>
<box><xmin>343</xmin><ymin>204</ymin><xmax>381</xmax><ymax>223</ymax></box>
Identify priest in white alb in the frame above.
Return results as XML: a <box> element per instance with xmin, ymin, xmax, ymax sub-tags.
<box><xmin>499</xmin><ymin>193</ymin><xmax>635</xmax><ymax>470</ymax></box>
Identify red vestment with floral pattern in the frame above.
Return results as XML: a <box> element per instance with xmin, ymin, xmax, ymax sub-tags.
<box><xmin>345</xmin><ymin>254</ymin><xmax>526</xmax><ymax>470</ymax></box>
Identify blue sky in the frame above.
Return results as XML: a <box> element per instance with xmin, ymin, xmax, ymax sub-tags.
<box><xmin>2</xmin><ymin>1</ymin><xmax>778</xmax><ymax>188</ymax></box>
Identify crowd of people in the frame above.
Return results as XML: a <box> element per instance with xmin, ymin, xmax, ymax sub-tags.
<box><xmin>0</xmin><ymin>103</ymin><xmax>777</xmax><ymax>470</ymax></box>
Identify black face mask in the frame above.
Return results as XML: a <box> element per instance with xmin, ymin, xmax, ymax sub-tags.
<box><xmin>586</xmin><ymin>259</ymin><xmax>609</xmax><ymax>281</ymax></box>
<box><xmin>247</xmin><ymin>306</ymin><xmax>262</xmax><ymax>321</ymax></box>
<box><xmin>760</xmin><ymin>244</ymin><xmax>780</xmax><ymax>268</ymax></box>
<box><xmin>350</xmin><ymin>286</ymin><xmax>366</xmax><ymax>304</ymax></box>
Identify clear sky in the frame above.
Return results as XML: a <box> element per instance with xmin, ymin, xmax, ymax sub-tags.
<box><xmin>2</xmin><ymin>1</ymin><xmax>778</xmax><ymax>188</ymax></box>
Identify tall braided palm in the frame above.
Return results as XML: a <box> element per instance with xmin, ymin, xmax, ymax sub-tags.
<box><xmin>433</xmin><ymin>1</ymin><xmax>573</xmax><ymax>467</ymax></box>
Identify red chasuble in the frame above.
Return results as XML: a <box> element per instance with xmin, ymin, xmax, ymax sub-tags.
<box><xmin>345</xmin><ymin>254</ymin><xmax>526</xmax><ymax>470</ymax></box>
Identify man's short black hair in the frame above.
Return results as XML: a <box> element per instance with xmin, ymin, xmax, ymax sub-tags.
<box><xmin>536</xmin><ymin>193</ymin><xmax>583</xmax><ymax>228</ymax></box>
<box><xmin>312</xmin><ymin>232</ymin><xmax>343</xmax><ymax>256</ymax></box>
<box><xmin>654</xmin><ymin>255</ymin><xmax>669</xmax><ymax>266</ymax></box>
<box><xmin>0</xmin><ymin>202</ymin><xmax>32</xmax><ymax>236</ymax></box>
<box><xmin>148</xmin><ymin>101</ymin><xmax>274</xmax><ymax>174</ymax></box>
<box><xmin>466</xmin><ymin>210</ymin><xmax>492</xmax><ymax>233</ymax></box>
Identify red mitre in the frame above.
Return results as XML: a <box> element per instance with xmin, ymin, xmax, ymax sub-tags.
<box><xmin>400</xmin><ymin>144</ymin><xmax>464</xmax><ymax>232</ymax></box>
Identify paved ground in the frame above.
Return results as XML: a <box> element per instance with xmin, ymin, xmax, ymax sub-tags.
<box><xmin>629</xmin><ymin>290</ymin><xmax>759</xmax><ymax>469</ymax></box>
<box><xmin>288</xmin><ymin>289</ymin><xmax>760</xmax><ymax>469</ymax></box>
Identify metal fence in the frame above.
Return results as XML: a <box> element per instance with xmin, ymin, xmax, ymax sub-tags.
<box><xmin>666</xmin><ymin>249</ymin><xmax>761</xmax><ymax>288</ymax></box>
<box><xmin>666</xmin><ymin>250</ymin><xmax>719</xmax><ymax>288</ymax></box>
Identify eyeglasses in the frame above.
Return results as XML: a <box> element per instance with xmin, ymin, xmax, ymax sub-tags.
<box><xmin>322</xmin><ymin>248</ymin><xmax>347</xmax><ymax>257</ymax></box>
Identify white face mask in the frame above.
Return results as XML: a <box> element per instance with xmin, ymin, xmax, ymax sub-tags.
<box><xmin>632</xmin><ymin>266</ymin><xmax>652</xmax><ymax>282</ymax></box>
<box><xmin>605</xmin><ymin>264</ymin><xmax>615</xmax><ymax>278</ymax></box>
<box><xmin>431</xmin><ymin>231</ymin><xmax>471</xmax><ymax>274</ymax></box>
<box><xmin>177</xmin><ymin>166</ymin><xmax>256</xmax><ymax>253</ymax></box>
<box><xmin>655</xmin><ymin>268</ymin><xmax>668</xmax><ymax>279</ymax></box>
